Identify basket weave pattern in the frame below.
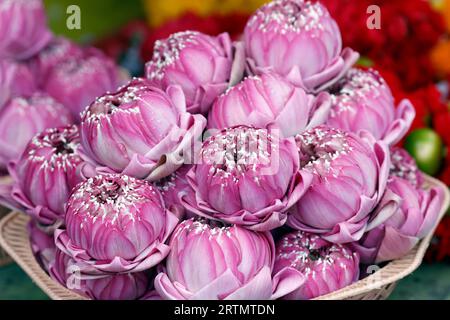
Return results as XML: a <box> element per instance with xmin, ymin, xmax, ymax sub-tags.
<box><xmin>0</xmin><ymin>175</ymin><xmax>448</xmax><ymax>300</ymax></box>
<box><xmin>0</xmin><ymin>176</ymin><xmax>12</xmax><ymax>266</ymax></box>
<box><xmin>0</xmin><ymin>206</ymin><xmax>12</xmax><ymax>266</ymax></box>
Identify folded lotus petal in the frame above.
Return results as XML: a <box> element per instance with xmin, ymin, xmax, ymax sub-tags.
<box><xmin>383</xmin><ymin>99</ymin><xmax>416</xmax><ymax>146</ymax></box>
<box><xmin>322</xmin><ymin>217</ymin><xmax>369</xmax><ymax>244</ymax></box>
<box><xmin>417</xmin><ymin>186</ymin><xmax>444</xmax><ymax>238</ymax></box>
<box><xmin>310</xmin><ymin>48</ymin><xmax>360</xmax><ymax>93</ymax></box>
<box><xmin>183</xmin><ymin>126</ymin><xmax>308</xmax><ymax>231</ymax></box>
<box><xmin>91</xmin><ymin>242</ymin><xmax>171</xmax><ymax>274</ymax></box>
<box><xmin>274</xmin><ymin>231</ymin><xmax>360</xmax><ymax>300</ymax></box>
<box><xmin>271</xmin><ymin>266</ymin><xmax>306</xmax><ymax>300</ymax></box>
<box><xmin>285</xmin><ymin>48</ymin><xmax>360</xmax><ymax>93</ymax></box>
<box><xmin>0</xmin><ymin>60</ymin><xmax>36</xmax><ymax>110</ymax></box>
<box><xmin>244</xmin><ymin>0</ymin><xmax>357</xmax><ymax>93</ymax></box>
<box><xmin>43</xmin><ymin>48</ymin><xmax>121</xmax><ymax>120</ymax></box>
<box><xmin>28</xmin><ymin>220</ymin><xmax>56</xmax><ymax>272</ymax></box>
<box><xmin>191</xmin><ymin>269</ymin><xmax>245</xmax><ymax>300</ymax></box>
<box><xmin>155</xmin><ymin>218</ymin><xmax>281</xmax><ymax>300</ymax></box>
<box><xmin>366</xmin><ymin>189</ymin><xmax>400</xmax><ymax>232</ymax></box>
<box><xmin>0</xmin><ymin>0</ymin><xmax>52</xmax><ymax>60</ymax></box>
<box><xmin>56</xmin><ymin>174</ymin><xmax>179</xmax><ymax>275</ymax></box>
<box><xmin>208</xmin><ymin>72</ymin><xmax>331</xmax><ymax>137</ymax></box>
<box><xmin>373</xmin><ymin>141</ymin><xmax>391</xmax><ymax>202</ymax></box>
<box><xmin>154</xmin><ymin>273</ymin><xmax>190</xmax><ymax>300</ymax></box>
<box><xmin>8</xmin><ymin>125</ymin><xmax>84</xmax><ymax>227</ymax></box>
<box><xmin>0</xmin><ymin>93</ymin><xmax>73</xmax><ymax>170</ymax></box>
<box><xmin>230</xmin><ymin>41</ymin><xmax>246</xmax><ymax>86</ymax></box>
<box><xmin>375</xmin><ymin>226</ymin><xmax>419</xmax><ymax>263</ymax></box>
<box><xmin>224</xmin><ymin>267</ymin><xmax>273</xmax><ymax>300</ymax></box>
<box><xmin>56</xmin><ymin>227</ymin><xmax>175</xmax><ymax>274</ymax></box>
<box><xmin>80</xmin><ymin>79</ymin><xmax>206</xmax><ymax>181</ymax></box>
<box><xmin>146</xmin><ymin>31</ymin><xmax>244</xmax><ymax>114</ymax></box>
<box><xmin>349</xmin><ymin>227</ymin><xmax>382</xmax><ymax>265</ymax></box>
<box><xmin>288</xmin><ymin>126</ymin><xmax>389</xmax><ymax>243</ymax></box>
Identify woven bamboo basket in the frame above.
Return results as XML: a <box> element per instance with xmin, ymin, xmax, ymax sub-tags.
<box><xmin>0</xmin><ymin>175</ymin><xmax>12</xmax><ymax>266</ymax></box>
<box><xmin>0</xmin><ymin>175</ymin><xmax>448</xmax><ymax>300</ymax></box>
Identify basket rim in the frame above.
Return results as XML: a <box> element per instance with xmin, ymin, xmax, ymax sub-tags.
<box><xmin>0</xmin><ymin>175</ymin><xmax>448</xmax><ymax>300</ymax></box>
<box><xmin>0</xmin><ymin>212</ymin><xmax>86</xmax><ymax>300</ymax></box>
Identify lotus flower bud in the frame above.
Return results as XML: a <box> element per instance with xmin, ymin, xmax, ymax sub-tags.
<box><xmin>274</xmin><ymin>231</ymin><xmax>359</xmax><ymax>299</ymax></box>
<box><xmin>145</xmin><ymin>31</ymin><xmax>245</xmax><ymax>114</ymax></box>
<box><xmin>28</xmin><ymin>220</ymin><xmax>56</xmax><ymax>272</ymax></box>
<box><xmin>50</xmin><ymin>249</ymin><xmax>149</xmax><ymax>300</ymax></box>
<box><xmin>208</xmin><ymin>72</ymin><xmax>331</xmax><ymax>137</ymax></box>
<box><xmin>0</xmin><ymin>0</ymin><xmax>52</xmax><ymax>60</ymax></box>
<box><xmin>326</xmin><ymin>68</ymin><xmax>415</xmax><ymax>146</ymax></box>
<box><xmin>0</xmin><ymin>93</ymin><xmax>73</xmax><ymax>171</ymax></box>
<box><xmin>352</xmin><ymin>148</ymin><xmax>444</xmax><ymax>264</ymax></box>
<box><xmin>28</xmin><ymin>37</ymin><xmax>83</xmax><ymax>85</ymax></box>
<box><xmin>9</xmin><ymin>125</ymin><xmax>84</xmax><ymax>227</ymax></box>
<box><xmin>244</xmin><ymin>0</ymin><xmax>359</xmax><ymax>92</ymax></box>
<box><xmin>183</xmin><ymin>126</ymin><xmax>312</xmax><ymax>231</ymax></box>
<box><xmin>55</xmin><ymin>174</ymin><xmax>179</xmax><ymax>274</ymax></box>
<box><xmin>0</xmin><ymin>60</ymin><xmax>36</xmax><ymax>110</ymax></box>
<box><xmin>80</xmin><ymin>78</ymin><xmax>206</xmax><ymax>181</ymax></box>
<box><xmin>288</xmin><ymin>126</ymin><xmax>390</xmax><ymax>243</ymax></box>
<box><xmin>155</xmin><ymin>218</ymin><xmax>305</xmax><ymax>300</ymax></box>
<box><xmin>154</xmin><ymin>165</ymin><xmax>195</xmax><ymax>220</ymax></box>
<box><xmin>43</xmin><ymin>49</ymin><xmax>122</xmax><ymax>120</ymax></box>
<box><xmin>389</xmin><ymin>147</ymin><xmax>423</xmax><ymax>188</ymax></box>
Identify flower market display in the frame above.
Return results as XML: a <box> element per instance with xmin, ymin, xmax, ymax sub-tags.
<box><xmin>0</xmin><ymin>0</ymin><xmax>449</xmax><ymax>301</ymax></box>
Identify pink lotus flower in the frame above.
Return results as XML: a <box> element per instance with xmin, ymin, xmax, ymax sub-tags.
<box><xmin>274</xmin><ymin>231</ymin><xmax>359</xmax><ymax>299</ymax></box>
<box><xmin>183</xmin><ymin>126</ymin><xmax>312</xmax><ymax>231</ymax></box>
<box><xmin>43</xmin><ymin>48</ymin><xmax>122</xmax><ymax>120</ymax></box>
<box><xmin>28</xmin><ymin>220</ymin><xmax>56</xmax><ymax>272</ymax></box>
<box><xmin>55</xmin><ymin>174</ymin><xmax>179</xmax><ymax>274</ymax></box>
<box><xmin>0</xmin><ymin>60</ymin><xmax>36</xmax><ymax>110</ymax></box>
<box><xmin>155</xmin><ymin>218</ymin><xmax>304</xmax><ymax>300</ymax></box>
<box><xmin>352</xmin><ymin>148</ymin><xmax>444</xmax><ymax>264</ymax></box>
<box><xmin>9</xmin><ymin>125</ymin><xmax>84</xmax><ymax>227</ymax></box>
<box><xmin>244</xmin><ymin>0</ymin><xmax>359</xmax><ymax>93</ymax></box>
<box><xmin>154</xmin><ymin>165</ymin><xmax>195</xmax><ymax>220</ymax></box>
<box><xmin>208</xmin><ymin>72</ymin><xmax>331</xmax><ymax>137</ymax></box>
<box><xmin>326</xmin><ymin>68</ymin><xmax>415</xmax><ymax>146</ymax></box>
<box><xmin>145</xmin><ymin>31</ymin><xmax>245</xmax><ymax>114</ymax></box>
<box><xmin>80</xmin><ymin>78</ymin><xmax>206</xmax><ymax>182</ymax></box>
<box><xmin>0</xmin><ymin>0</ymin><xmax>52</xmax><ymax>60</ymax></box>
<box><xmin>28</xmin><ymin>37</ymin><xmax>83</xmax><ymax>85</ymax></box>
<box><xmin>288</xmin><ymin>126</ymin><xmax>391</xmax><ymax>243</ymax></box>
<box><xmin>50</xmin><ymin>249</ymin><xmax>149</xmax><ymax>300</ymax></box>
<box><xmin>0</xmin><ymin>93</ymin><xmax>73</xmax><ymax>171</ymax></box>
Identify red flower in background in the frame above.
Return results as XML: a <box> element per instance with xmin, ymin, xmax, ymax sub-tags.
<box><xmin>427</xmin><ymin>216</ymin><xmax>450</xmax><ymax>262</ymax></box>
<box><xmin>96</xmin><ymin>20</ymin><xmax>150</xmax><ymax>61</ymax></box>
<box><xmin>321</xmin><ymin>0</ymin><xmax>446</xmax><ymax>91</ymax></box>
<box><xmin>439</xmin><ymin>157</ymin><xmax>450</xmax><ymax>186</ymax></box>
<box><xmin>434</xmin><ymin>108</ymin><xmax>450</xmax><ymax>146</ymax></box>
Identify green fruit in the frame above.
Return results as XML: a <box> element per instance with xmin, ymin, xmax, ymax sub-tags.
<box><xmin>356</xmin><ymin>56</ymin><xmax>374</xmax><ymax>68</ymax></box>
<box><xmin>404</xmin><ymin>128</ymin><xmax>445</xmax><ymax>176</ymax></box>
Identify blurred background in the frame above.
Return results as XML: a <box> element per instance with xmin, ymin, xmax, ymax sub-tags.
<box><xmin>1</xmin><ymin>0</ymin><xmax>450</xmax><ymax>299</ymax></box>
